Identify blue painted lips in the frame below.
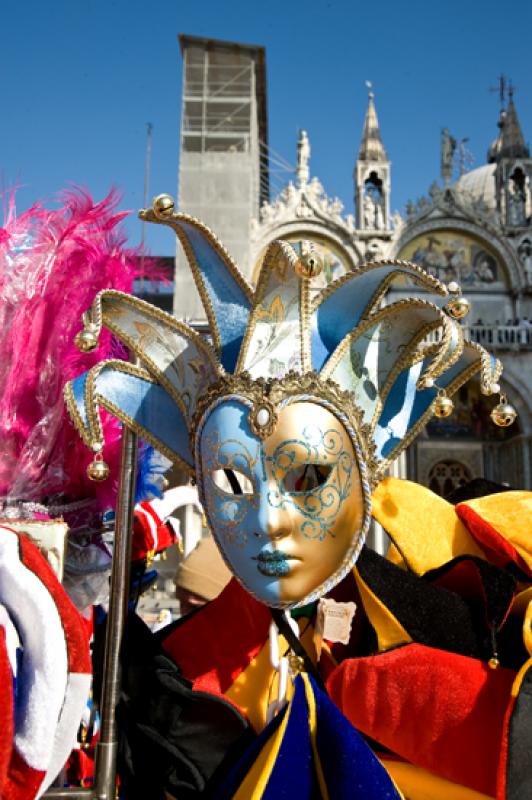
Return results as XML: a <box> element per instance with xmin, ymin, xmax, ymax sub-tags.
<box><xmin>254</xmin><ymin>550</ymin><xmax>291</xmax><ymax>577</ymax></box>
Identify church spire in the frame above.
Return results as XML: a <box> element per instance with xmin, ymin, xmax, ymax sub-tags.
<box><xmin>499</xmin><ymin>88</ymin><xmax>529</xmax><ymax>160</ymax></box>
<box><xmin>358</xmin><ymin>88</ymin><xmax>387</xmax><ymax>162</ymax></box>
<box><xmin>355</xmin><ymin>84</ymin><xmax>391</xmax><ymax>232</ymax></box>
<box><xmin>492</xmin><ymin>84</ymin><xmax>532</xmax><ymax>227</ymax></box>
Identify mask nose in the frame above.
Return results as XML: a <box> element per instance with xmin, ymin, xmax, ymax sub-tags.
<box><xmin>256</xmin><ymin>490</ymin><xmax>292</xmax><ymax>541</ymax></box>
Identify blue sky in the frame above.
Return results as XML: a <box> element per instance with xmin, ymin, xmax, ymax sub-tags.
<box><xmin>2</xmin><ymin>0</ymin><xmax>531</xmax><ymax>255</ymax></box>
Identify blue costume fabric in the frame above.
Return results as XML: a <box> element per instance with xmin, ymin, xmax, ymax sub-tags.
<box><xmin>217</xmin><ymin>673</ymin><xmax>400</xmax><ymax>799</ymax></box>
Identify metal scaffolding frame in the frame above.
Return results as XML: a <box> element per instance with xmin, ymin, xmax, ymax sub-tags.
<box><xmin>174</xmin><ymin>36</ymin><xmax>268</xmax><ymax>305</ymax></box>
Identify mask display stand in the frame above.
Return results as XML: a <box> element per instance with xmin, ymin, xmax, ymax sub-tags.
<box><xmin>44</xmin><ymin>368</ymin><xmax>139</xmax><ymax>799</ymax></box>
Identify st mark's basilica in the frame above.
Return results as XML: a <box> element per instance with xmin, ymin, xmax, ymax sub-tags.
<box><xmin>161</xmin><ymin>36</ymin><xmax>532</xmax><ymax>495</ymax></box>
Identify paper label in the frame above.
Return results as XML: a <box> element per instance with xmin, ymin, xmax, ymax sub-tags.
<box><xmin>316</xmin><ymin>598</ymin><xmax>356</xmax><ymax>645</ymax></box>
<box><xmin>0</xmin><ymin>518</ymin><xmax>67</xmax><ymax>581</ymax></box>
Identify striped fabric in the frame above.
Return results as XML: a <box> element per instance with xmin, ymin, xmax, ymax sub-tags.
<box><xmin>217</xmin><ymin>673</ymin><xmax>401</xmax><ymax>800</ymax></box>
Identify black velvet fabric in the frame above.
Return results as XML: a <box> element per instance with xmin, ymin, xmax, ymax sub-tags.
<box><xmin>116</xmin><ymin>612</ymin><xmax>255</xmax><ymax>800</ymax></box>
<box><xmin>355</xmin><ymin>547</ymin><xmax>516</xmax><ymax>663</ymax></box>
<box><xmin>445</xmin><ymin>478</ymin><xmax>513</xmax><ymax>504</ymax></box>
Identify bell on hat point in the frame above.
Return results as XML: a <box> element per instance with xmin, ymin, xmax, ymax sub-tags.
<box><xmin>432</xmin><ymin>390</ymin><xmax>454</xmax><ymax>418</ymax></box>
<box><xmin>153</xmin><ymin>194</ymin><xmax>175</xmax><ymax>219</ymax></box>
<box><xmin>446</xmin><ymin>296</ymin><xmax>471</xmax><ymax>320</ymax></box>
<box><xmin>296</xmin><ymin>249</ymin><xmax>323</xmax><ymax>278</ymax></box>
<box><xmin>490</xmin><ymin>395</ymin><xmax>517</xmax><ymax>428</ymax></box>
<box><xmin>75</xmin><ymin>328</ymin><xmax>99</xmax><ymax>353</ymax></box>
<box><xmin>87</xmin><ymin>454</ymin><xmax>110</xmax><ymax>482</ymax></box>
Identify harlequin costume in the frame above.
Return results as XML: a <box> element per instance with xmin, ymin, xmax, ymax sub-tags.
<box><xmin>65</xmin><ymin>194</ymin><xmax>529</xmax><ymax>799</ymax></box>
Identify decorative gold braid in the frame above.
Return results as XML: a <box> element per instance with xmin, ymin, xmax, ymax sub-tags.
<box><xmin>360</xmin><ymin>269</ymin><xmax>442</xmax><ymax>324</ymax></box>
<box><xmin>101</xmin><ymin>322</ymin><xmax>188</xmax><ymax>422</ymax></box>
<box><xmin>96</xmin><ymin>395</ymin><xmax>193</xmax><ymax>474</ymax></box>
<box><xmin>310</xmin><ymin>258</ymin><xmax>448</xmax><ymax>315</ymax></box>
<box><xmin>88</xmin><ymin>290</ymin><xmax>221</xmax><ymax>420</ymax></box>
<box><xmin>320</xmin><ymin>298</ymin><xmax>464</xmax><ymax>414</ymax></box>
<box><xmin>86</xmin><ymin>288</ymin><xmax>220</xmax><ymax>368</ymax></box>
<box><xmin>83</xmin><ymin>360</ymin><xmax>157</xmax><ymax>445</ymax></box>
<box><xmin>64</xmin><ymin>359</ymin><xmax>194</xmax><ymax>471</ymax></box>
<box><xmin>99</xmin><ymin>288</ymin><xmax>219</xmax><ymax>361</ymax></box>
<box><xmin>82</xmin><ymin>302</ymin><xmax>102</xmax><ymax>335</ymax></box>
<box><xmin>140</xmin><ymin>209</ymin><xmax>253</xmax><ymax>301</ymax></box>
<box><xmin>234</xmin><ymin>240</ymin><xmax>301</xmax><ymax>374</ymax></box>
<box><xmin>467</xmin><ymin>341</ymin><xmax>503</xmax><ymax>393</ymax></box>
<box><xmin>234</xmin><ymin>240</ymin><xmax>288</xmax><ymax>373</ymax></box>
<box><xmin>190</xmin><ymin>371</ymin><xmax>379</xmax><ymax>481</ymax></box>
<box><xmin>299</xmin><ymin>271</ymin><xmax>312</xmax><ymax>372</ymax></box>
<box><xmin>385</xmin><ymin>299</ymin><xmax>463</xmax><ymax>384</ymax></box>
<box><xmin>85</xmin><ymin>365</ymin><xmax>105</xmax><ymax>445</ymax></box>
<box><xmin>374</xmin><ymin>339</ymin><xmax>438</xmax><ymax>435</ymax></box>
<box><xmin>375</xmin><ymin>350</ymin><xmax>496</xmax><ymax>478</ymax></box>
<box><xmin>64</xmin><ymin>382</ymin><xmax>93</xmax><ymax>447</ymax></box>
<box><xmin>255</xmin><ymin>240</ymin><xmax>298</xmax><ymax>301</ymax></box>
<box><xmin>138</xmin><ymin>209</ymin><xmax>253</xmax><ymax>359</ymax></box>
<box><xmin>320</xmin><ymin>299</ymin><xmax>447</xmax><ymax>378</ymax></box>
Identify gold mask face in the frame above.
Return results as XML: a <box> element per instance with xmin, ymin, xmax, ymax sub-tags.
<box><xmin>199</xmin><ymin>399</ymin><xmax>366</xmax><ymax>607</ymax></box>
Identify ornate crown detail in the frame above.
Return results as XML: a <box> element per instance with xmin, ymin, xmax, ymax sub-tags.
<box><xmin>190</xmin><ymin>370</ymin><xmax>379</xmax><ymax>482</ymax></box>
<box><xmin>65</xmin><ymin>195</ymin><xmax>507</xmax><ymax>483</ymax></box>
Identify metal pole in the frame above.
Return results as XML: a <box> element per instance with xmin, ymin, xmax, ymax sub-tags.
<box><xmin>43</xmin><ymin>426</ymin><xmax>137</xmax><ymax>799</ymax></box>
<box><xmin>91</xmin><ymin>425</ymin><xmax>138</xmax><ymax>800</ymax></box>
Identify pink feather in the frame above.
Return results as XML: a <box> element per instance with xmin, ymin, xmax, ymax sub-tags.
<box><xmin>0</xmin><ymin>187</ymin><xmax>162</xmax><ymax>508</ymax></box>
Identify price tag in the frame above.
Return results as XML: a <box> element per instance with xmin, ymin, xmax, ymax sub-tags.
<box><xmin>316</xmin><ymin>598</ymin><xmax>356</xmax><ymax>645</ymax></box>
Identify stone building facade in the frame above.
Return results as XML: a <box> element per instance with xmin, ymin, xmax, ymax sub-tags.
<box><xmin>250</xmin><ymin>90</ymin><xmax>532</xmax><ymax>492</ymax></box>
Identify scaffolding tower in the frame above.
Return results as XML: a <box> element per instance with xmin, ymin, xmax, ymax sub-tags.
<box><xmin>175</xmin><ymin>35</ymin><xmax>268</xmax><ymax>319</ymax></box>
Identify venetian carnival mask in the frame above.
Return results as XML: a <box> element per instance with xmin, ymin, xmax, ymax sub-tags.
<box><xmin>65</xmin><ymin>195</ymin><xmax>504</xmax><ymax>608</ymax></box>
<box><xmin>197</xmin><ymin>399</ymin><xmax>365</xmax><ymax>606</ymax></box>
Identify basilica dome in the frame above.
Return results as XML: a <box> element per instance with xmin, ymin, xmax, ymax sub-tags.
<box><xmin>455</xmin><ymin>163</ymin><xmax>497</xmax><ymax>211</ymax></box>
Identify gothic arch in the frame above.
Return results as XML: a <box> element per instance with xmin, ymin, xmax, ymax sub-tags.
<box><xmin>427</xmin><ymin>459</ymin><xmax>472</xmax><ymax>497</ymax></box>
<box><xmin>393</xmin><ymin>215</ymin><xmax>523</xmax><ymax>290</ymax></box>
<box><xmin>251</xmin><ymin>220</ymin><xmax>363</xmax><ymax>284</ymax></box>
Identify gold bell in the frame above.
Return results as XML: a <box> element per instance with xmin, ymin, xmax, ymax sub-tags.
<box><xmin>296</xmin><ymin>249</ymin><xmax>323</xmax><ymax>278</ymax></box>
<box><xmin>488</xmin><ymin>656</ymin><xmax>500</xmax><ymax>670</ymax></box>
<box><xmin>87</xmin><ymin>454</ymin><xmax>110</xmax><ymax>482</ymax></box>
<box><xmin>74</xmin><ymin>328</ymin><xmax>99</xmax><ymax>353</ymax></box>
<box><xmin>152</xmin><ymin>194</ymin><xmax>175</xmax><ymax>219</ymax></box>
<box><xmin>432</xmin><ymin>390</ymin><xmax>454</xmax><ymax>418</ymax></box>
<box><xmin>445</xmin><ymin>296</ymin><xmax>471</xmax><ymax>320</ymax></box>
<box><xmin>490</xmin><ymin>395</ymin><xmax>517</xmax><ymax>427</ymax></box>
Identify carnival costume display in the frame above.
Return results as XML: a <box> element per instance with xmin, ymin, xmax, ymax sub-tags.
<box><xmin>63</xmin><ymin>194</ymin><xmax>532</xmax><ymax>800</ymax></box>
<box><xmin>0</xmin><ymin>190</ymin><xmax>180</xmax><ymax>798</ymax></box>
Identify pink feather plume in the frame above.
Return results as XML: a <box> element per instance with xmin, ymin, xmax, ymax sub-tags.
<box><xmin>0</xmin><ymin>188</ymin><xmax>164</xmax><ymax>507</ymax></box>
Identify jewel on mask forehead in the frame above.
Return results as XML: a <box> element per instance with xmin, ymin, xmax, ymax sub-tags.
<box><xmin>249</xmin><ymin>399</ymin><xmax>277</xmax><ymax>440</ymax></box>
<box><xmin>257</xmin><ymin>407</ymin><xmax>270</xmax><ymax>426</ymax></box>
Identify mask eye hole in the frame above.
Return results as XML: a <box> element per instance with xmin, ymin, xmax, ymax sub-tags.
<box><xmin>211</xmin><ymin>468</ymin><xmax>254</xmax><ymax>495</ymax></box>
<box><xmin>282</xmin><ymin>463</ymin><xmax>332</xmax><ymax>493</ymax></box>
